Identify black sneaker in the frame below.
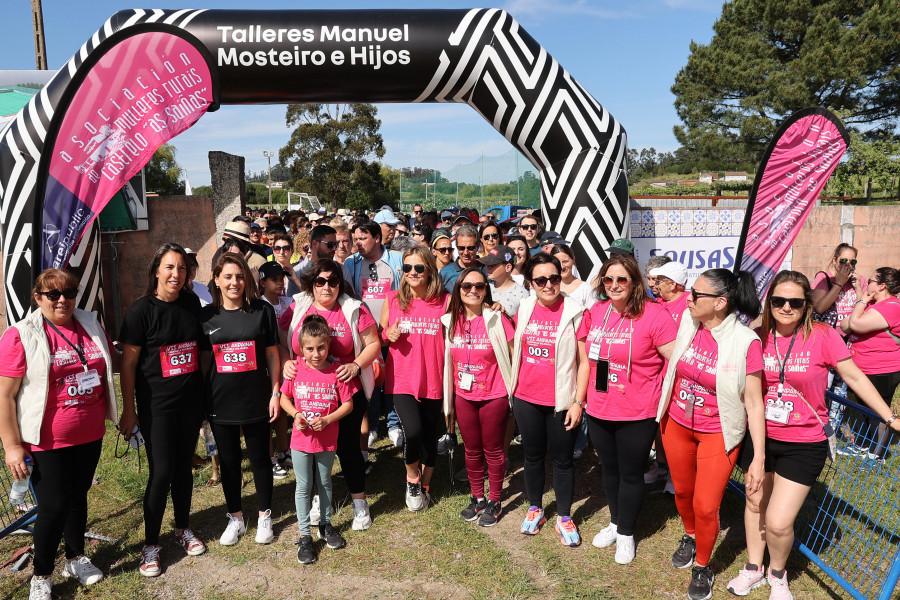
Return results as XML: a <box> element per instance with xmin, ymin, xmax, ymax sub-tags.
<box><xmin>478</xmin><ymin>501</ymin><xmax>502</xmax><ymax>527</ymax></box>
<box><xmin>319</xmin><ymin>523</ymin><xmax>346</xmax><ymax>549</ymax></box>
<box><xmin>460</xmin><ymin>497</ymin><xmax>488</xmax><ymax>522</ymax></box>
<box><xmin>296</xmin><ymin>535</ymin><xmax>316</xmax><ymax>565</ymax></box>
<box><xmin>688</xmin><ymin>565</ymin><xmax>715</xmax><ymax>600</ymax></box>
<box><xmin>672</xmin><ymin>534</ymin><xmax>696</xmax><ymax>569</ymax></box>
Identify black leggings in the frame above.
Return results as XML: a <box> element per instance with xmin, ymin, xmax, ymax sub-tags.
<box><xmin>393</xmin><ymin>394</ymin><xmax>442</xmax><ymax>468</ymax></box>
<box><xmin>512</xmin><ymin>397</ymin><xmax>577</xmax><ymax>517</ymax></box>
<box><xmin>212</xmin><ymin>420</ymin><xmax>273</xmax><ymax>514</ymax></box>
<box><xmin>336</xmin><ymin>390</ymin><xmax>368</xmax><ymax>495</ymax></box>
<box><xmin>30</xmin><ymin>439</ymin><xmax>102</xmax><ymax>576</ymax></box>
<box><xmin>587</xmin><ymin>415</ymin><xmax>658</xmax><ymax>536</ymax></box>
<box><xmin>141</xmin><ymin>409</ymin><xmax>203</xmax><ymax>545</ymax></box>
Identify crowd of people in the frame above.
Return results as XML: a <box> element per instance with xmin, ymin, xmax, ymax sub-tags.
<box><xmin>1</xmin><ymin>201</ymin><xmax>899</xmax><ymax>600</ymax></box>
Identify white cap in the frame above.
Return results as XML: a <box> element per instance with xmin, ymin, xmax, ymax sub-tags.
<box><xmin>649</xmin><ymin>261</ymin><xmax>688</xmax><ymax>286</ymax></box>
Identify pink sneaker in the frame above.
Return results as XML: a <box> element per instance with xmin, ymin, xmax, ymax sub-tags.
<box><xmin>174</xmin><ymin>528</ymin><xmax>207</xmax><ymax>556</ymax></box>
<box><xmin>767</xmin><ymin>568</ymin><xmax>794</xmax><ymax>600</ymax></box>
<box><xmin>726</xmin><ymin>565</ymin><xmax>766</xmax><ymax>596</ymax></box>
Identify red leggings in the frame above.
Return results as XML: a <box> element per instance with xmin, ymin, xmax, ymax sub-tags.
<box><xmin>455</xmin><ymin>396</ymin><xmax>509</xmax><ymax>502</ymax></box>
<box><xmin>660</xmin><ymin>415</ymin><xmax>739</xmax><ymax>567</ymax></box>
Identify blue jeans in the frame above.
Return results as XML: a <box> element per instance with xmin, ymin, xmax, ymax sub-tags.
<box><xmin>292</xmin><ymin>449</ymin><xmax>335</xmax><ymax>536</ymax></box>
<box><xmin>367</xmin><ymin>385</ymin><xmax>400</xmax><ymax>433</ymax></box>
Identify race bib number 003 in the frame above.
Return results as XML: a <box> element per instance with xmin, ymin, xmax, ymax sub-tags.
<box><xmin>159</xmin><ymin>341</ymin><xmax>199</xmax><ymax>378</ymax></box>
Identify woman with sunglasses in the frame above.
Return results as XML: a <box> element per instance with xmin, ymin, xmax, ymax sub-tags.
<box><xmin>841</xmin><ymin>267</ymin><xmax>900</xmax><ymax>461</ymax></box>
<box><xmin>725</xmin><ymin>270</ymin><xmax>900</xmax><ymax>598</ymax></box>
<box><xmin>381</xmin><ymin>246</ymin><xmax>448</xmax><ymax>511</ymax></box>
<box><xmin>811</xmin><ymin>243</ymin><xmax>865</xmax><ymax>328</ymax></box>
<box><xmin>578</xmin><ymin>254</ymin><xmax>677</xmax><ymax>564</ymax></box>
<box><xmin>506</xmin><ymin>235</ymin><xmax>530</xmax><ymax>286</ymax></box>
<box><xmin>199</xmin><ymin>254</ymin><xmax>281</xmax><ymax>547</ymax></box>
<box><xmin>119</xmin><ymin>243</ymin><xmax>207</xmax><ymax>576</ymax></box>
<box><xmin>279</xmin><ymin>259</ymin><xmax>382</xmax><ymax>531</ymax></box>
<box><xmin>431</xmin><ymin>233</ymin><xmax>454</xmax><ymax>271</ymax></box>
<box><xmin>553</xmin><ymin>244</ymin><xmax>596</xmax><ymax>309</ymax></box>
<box><xmin>441</xmin><ymin>268</ymin><xmax>515</xmax><ymax>526</ymax></box>
<box><xmin>518</xmin><ymin>215</ymin><xmax>543</xmax><ymax>256</ymax></box>
<box><xmin>478</xmin><ymin>222</ymin><xmax>503</xmax><ymax>256</ymax></box>
<box><xmin>270</xmin><ymin>232</ymin><xmax>303</xmax><ymax>295</ymax></box>
<box><xmin>656</xmin><ymin>268</ymin><xmax>765</xmax><ymax>600</ymax></box>
<box><xmin>509</xmin><ymin>253</ymin><xmax>589</xmax><ymax>545</ymax></box>
<box><xmin>0</xmin><ymin>271</ymin><xmax>119</xmax><ymax>598</ymax></box>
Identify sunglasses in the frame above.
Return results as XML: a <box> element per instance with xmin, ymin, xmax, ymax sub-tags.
<box><xmin>442</xmin><ymin>218</ymin><xmax>452</xmax><ymax>223</ymax></box>
<box><xmin>273</xmin><ymin>245</ymin><xmax>292</xmax><ymax>252</ymax></box>
<box><xmin>414</xmin><ymin>210</ymin><xmax>423</xmax><ymax>214</ymax></box>
<box><xmin>37</xmin><ymin>288</ymin><xmax>77</xmax><ymax>301</ymax></box>
<box><xmin>402</xmin><ymin>263</ymin><xmax>426</xmax><ymax>274</ymax></box>
<box><xmin>460</xmin><ymin>282</ymin><xmax>487</xmax><ymax>293</ymax></box>
<box><xmin>839</xmin><ymin>258</ymin><xmax>858</xmax><ymax>266</ymax></box>
<box><xmin>396</xmin><ymin>231</ymin><xmax>408</xmax><ymax>237</ymax></box>
<box><xmin>319</xmin><ymin>241</ymin><xmax>339</xmax><ymax>249</ymax></box>
<box><xmin>602</xmin><ymin>276</ymin><xmax>631</xmax><ymax>286</ymax></box>
<box><xmin>771</xmin><ymin>296</ymin><xmax>806</xmax><ymax>310</ymax></box>
<box><xmin>369</xmin><ymin>263</ymin><xmax>378</xmax><ymax>281</ymax></box>
<box><xmin>532</xmin><ymin>275</ymin><xmax>562</xmax><ymax>287</ymax></box>
<box><xmin>435</xmin><ymin>247</ymin><xmax>453</xmax><ymax>253</ymax></box>
<box><xmin>482</xmin><ymin>233</ymin><xmax>500</xmax><ymax>240</ymax></box>
<box><xmin>519</xmin><ymin>224</ymin><xmax>538</xmax><ymax>231</ymax></box>
<box><xmin>302</xmin><ymin>246</ymin><xmax>310</xmax><ymax>253</ymax></box>
<box><xmin>690</xmin><ymin>290</ymin><xmax>720</xmax><ymax>302</ymax></box>
<box><xmin>314</xmin><ymin>276</ymin><xmax>342</xmax><ymax>288</ymax></box>
<box><xmin>458</xmin><ymin>245</ymin><xmax>477</xmax><ymax>252</ymax></box>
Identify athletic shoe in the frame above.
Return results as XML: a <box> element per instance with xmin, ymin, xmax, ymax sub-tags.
<box><xmin>592</xmin><ymin>523</ymin><xmax>618</xmax><ymax>548</ymax></box>
<box><xmin>29</xmin><ymin>576</ymin><xmax>52</xmax><ymax>600</ymax></box>
<box><xmin>460</xmin><ymin>497</ymin><xmax>488</xmax><ymax>521</ymax></box>
<box><xmin>555</xmin><ymin>516</ymin><xmax>581</xmax><ymax>547</ymax></box>
<box><xmin>406</xmin><ymin>480</ymin><xmax>427</xmax><ymax>512</ymax></box>
<box><xmin>437</xmin><ymin>433</ymin><xmax>456</xmax><ymax>455</ymax></box>
<box><xmin>726</xmin><ymin>564</ymin><xmax>766</xmax><ymax>596</ymax></box>
<box><xmin>272</xmin><ymin>462</ymin><xmax>289</xmax><ymax>479</ymax></box>
<box><xmin>139</xmin><ymin>545</ymin><xmax>161</xmax><ymax>577</ymax></box>
<box><xmin>309</xmin><ymin>495</ymin><xmax>321</xmax><ymax>526</ymax></box>
<box><xmin>367</xmin><ymin>431</ymin><xmax>378</xmax><ymax>448</ymax></box>
<box><xmin>664</xmin><ymin>475</ymin><xmax>676</xmax><ymax>495</ymax></box>
<box><xmin>478</xmin><ymin>501</ymin><xmax>502</xmax><ymax>527</ymax></box>
<box><xmin>520</xmin><ymin>506</ymin><xmax>545</xmax><ymax>535</ymax></box>
<box><xmin>276</xmin><ymin>450</ymin><xmax>292</xmax><ymax>469</ymax></box>
<box><xmin>835</xmin><ymin>442</ymin><xmax>866</xmax><ymax>456</ymax></box>
<box><xmin>767</xmin><ymin>568</ymin><xmax>794</xmax><ymax>600</ymax></box>
<box><xmin>573</xmin><ymin>448</ymin><xmax>583</xmax><ymax>460</ymax></box>
<box><xmin>672</xmin><ymin>534</ymin><xmax>696</xmax><ymax>569</ymax></box>
<box><xmin>352</xmin><ymin>501</ymin><xmax>372</xmax><ymax>531</ymax></box>
<box><xmin>296</xmin><ymin>535</ymin><xmax>316</xmax><ymax>565</ymax></box>
<box><xmin>175</xmin><ymin>529</ymin><xmax>206</xmax><ymax>556</ymax></box>
<box><xmin>219</xmin><ymin>513</ymin><xmax>246</xmax><ymax>546</ymax></box>
<box><xmin>614</xmin><ymin>534</ymin><xmax>636</xmax><ymax>564</ymax></box>
<box><xmin>454</xmin><ymin>466</ymin><xmax>470</xmax><ymax>482</ymax></box>
<box><xmin>62</xmin><ymin>555</ymin><xmax>104</xmax><ymax>585</ymax></box>
<box><xmin>388</xmin><ymin>428</ymin><xmax>405</xmax><ymax>448</ymax></box>
<box><xmin>256</xmin><ymin>509</ymin><xmax>274</xmax><ymax>544</ymax></box>
<box><xmin>644</xmin><ymin>461</ymin><xmax>660</xmax><ymax>484</ymax></box>
<box><xmin>512</xmin><ymin>434</ymin><xmax>522</xmax><ymax>445</ymax></box>
<box><xmin>688</xmin><ymin>565</ymin><xmax>715</xmax><ymax>600</ymax></box>
<box><xmin>364</xmin><ymin>460</ymin><xmax>374</xmax><ymax>475</ymax></box>
<box><xmin>318</xmin><ymin>523</ymin><xmax>346</xmax><ymax>549</ymax></box>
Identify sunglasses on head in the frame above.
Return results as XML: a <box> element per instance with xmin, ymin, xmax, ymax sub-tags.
<box><xmin>519</xmin><ymin>224</ymin><xmax>538</xmax><ymax>231</ymax></box>
<box><xmin>460</xmin><ymin>282</ymin><xmax>487</xmax><ymax>293</ymax></box>
<box><xmin>839</xmin><ymin>258</ymin><xmax>858</xmax><ymax>266</ymax></box>
<box><xmin>771</xmin><ymin>296</ymin><xmax>806</xmax><ymax>310</ymax></box>
<box><xmin>482</xmin><ymin>233</ymin><xmax>500</xmax><ymax>240</ymax></box>
<box><xmin>690</xmin><ymin>290</ymin><xmax>720</xmax><ymax>302</ymax></box>
<box><xmin>402</xmin><ymin>263</ymin><xmax>426</xmax><ymax>274</ymax></box>
<box><xmin>532</xmin><ymin>274</ymin><xmax>562</xmax><ymax>287</ymax></box>
<box><xmin>602</xmin><ymin>275</ymin><xmax>630</xmax><ymax>286</ymax></box>
<box><xmin>273</xmin><ymin>244</ymin><xmax>292</xmax><ymax>252</ymax></box>
<box><xmin>457</xmin><ymin>245</ymin><xmax>477</xmax><ymax>252</ymax></box>
<box><xmin>37</xmin><ymin>288</ymin><xmax>77</xmax><ymax>301</ymax></box>
<box><xmin>314</xmin><ymin>276</ymin><xmax>341</xmax><ymax>288</ymax></box>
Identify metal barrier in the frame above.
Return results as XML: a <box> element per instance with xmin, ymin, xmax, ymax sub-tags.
<box><xmin>0</xmin><ymin>453</ymin><xmax>37</xmax><ymax>540</ymax></box>
<box><xmin>728</xmin><ymin>391</ymin><xmax>900</xmax><ymax>600</ymax></box>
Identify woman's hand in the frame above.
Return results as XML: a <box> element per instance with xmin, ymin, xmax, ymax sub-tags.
<box><xmin>564</xmin><ymin>403</ymin><xmax>583</xmax><ymax>431</ymax></box>
<box><xmin>385</xmin><ymin>320</ymin><xmax>402</xmax><ymax>343</ymax></box>
<box><xmin>268</xmin><ymin>394</ymin><xmax>280</xmax><ymax>423</ymax></box>
<box><xmin>282</xmin><ymin>359</ymin><xmax>298</xmax><ymax>380</ymax></box>
<box><xmin>834</xmin><ymin>262</ymin><xmax>853</xmax><ymax>286</ymax></box>
<box><xmin>4</xmin><ymin>444</ymin><xmax>31</xmax><ymax>481</ymax></box>
<box><xmin>335</xmin><ymin>363</ymin><xmax>359</xmax><ymax>382</ymax></box>
<box><xmin>744</xmin><ymin>456</ymin><xmax>765</xmax><ymax>496</ymax></box>
<box><xmin>119</xmin><ymin>410</ymin><xmax>138</xmax><ymax>440</ymax></box>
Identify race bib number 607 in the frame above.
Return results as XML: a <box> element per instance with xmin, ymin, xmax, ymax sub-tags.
<box><xmin>159</xmin><ymin>341</ymin><xmax>199</xmax><ymax>378</ymax></box>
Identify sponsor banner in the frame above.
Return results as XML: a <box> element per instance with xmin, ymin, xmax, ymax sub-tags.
<box><xmin>41</xmin><ymin>32</ymin><xmax>213</xmax><ymax>269</ymax></box>
<box><xmin>735</xmin><ymin>107</ymin><xmax>849</xmax><ymax>297</ymax></box>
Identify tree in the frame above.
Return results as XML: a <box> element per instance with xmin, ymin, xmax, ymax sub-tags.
<box><xmin>672</xmin><ymin>1</ymin><xmax>900</xmax><ymax>161</ymax></box>
<box><xmin>144</xmin><ymin>143</ymin><xmax>184</xmax><ymax>195</ymax></box>
<box><xmin>279</xmin><ymin>103</ymin><xmax>386</xmax><ymax>209</ymax></box>
<box><xmin>830</xmin><ymin>128</ymin><xmax>900</xmax><ymax>198</ymax></box>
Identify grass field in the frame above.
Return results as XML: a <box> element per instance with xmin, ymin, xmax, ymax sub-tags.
<box><xmin>2</xmin><ymin>388</ymin><xmax>896</xmax><ymax>599</ymax></box>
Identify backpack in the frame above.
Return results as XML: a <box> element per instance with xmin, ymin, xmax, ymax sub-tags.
<box><xmin>812</xmin><ymin>271</ymin><xmax>839</xmax><ymax>327</ymax></box>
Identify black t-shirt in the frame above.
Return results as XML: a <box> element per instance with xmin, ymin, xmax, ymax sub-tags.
<box><xmin>199</xmin><ymin>299</ymin><xmax>278</xmax><ymax>424</ymax></box>
<box><xmin>119</xmin><ymin>291</ymin><xmax>204</xmax><ymax>416</ymax></box>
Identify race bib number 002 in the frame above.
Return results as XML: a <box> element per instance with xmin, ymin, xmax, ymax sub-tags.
<box><xmin>159</xmin><ymin>341</ymin><xmax>199</xmax><ymax>378</ymax></box>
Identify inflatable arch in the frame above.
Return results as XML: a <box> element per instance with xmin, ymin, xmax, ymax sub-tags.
<box><xmin>0</xmin><ymin>8</ymin><xmax>628</xmax><ymax>324</ymax></box>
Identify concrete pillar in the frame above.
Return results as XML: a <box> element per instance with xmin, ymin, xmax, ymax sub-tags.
<box><xmin>840</xmin><ymin>205</ymin><xmax>855</xmax><ymax>247</ymax></box>
<box><xmin>209</xmin><ymin>151</ymin><xmax>246</xmax><ymax>243</ymax></box>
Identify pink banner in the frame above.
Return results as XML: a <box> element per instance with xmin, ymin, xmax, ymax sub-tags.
<box><xmin>42</xmin><ymin>32</ymin><xmax>213</xmax><ymax>269</ymax></box>
<box><xmin>736</xmin><ymin>108</ymin><xmax>849</xmax><ymax>297</ymax></box>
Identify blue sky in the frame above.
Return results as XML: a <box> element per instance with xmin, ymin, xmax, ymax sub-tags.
<box><xmin>4</xmin><ymin>0</ymin><xmax>722</xmax><ymax>186</ymax></box>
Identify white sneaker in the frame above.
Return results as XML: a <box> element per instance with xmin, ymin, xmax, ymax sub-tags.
<box><xmin>592</xmin><ymin>523</ymin><xmax>618</xmax><ymax>548</ymax></box>
<box><xmin>309</xmin><ymin>495</ymin><xmax>321</xmax><ymax>526</ymax></box>
<box><xmin>352</xmin><ymin>500</ymin><xmax>373</xmax><ymax>531</ymax></box>
<box><xmin>614</xmin><ymin>534</ymin><xmax>636</xmax><ymax>564</ymax></box>
<box><xmin>388</xmin><ymin>428</ymin><xmax>404</xmax><ymax>448</ymax></box>
<box><xmin>219</xmin><ymin>513</ymin><xmax>246</xmax><ymax>546</ymax></box>
<box><xmin>644</xmin><ymin>461</ymin><xmax>660</xmax><ymax>484</ymax></box>
<box><xmin>405</xmin><ymin>480</ymin><xmax>427</xmax><ymax>512</ymax></box>
<box><xmin>367</xmin><ymin>431</ymin><xmax>378</xmax><ymax>448</ymax></box>
<box><xmin>255</xmin><ymin>509</ymin><xmax>274</xmax><ymax>544</ymax></box>
<box><xmin>29</xmin><ymin>576</ymin><xmax>52</xmax><ymax>600</ymax></box>
<box><xmin>62</xmin><ymin>555</ymin><xmax>103</xmax><ymax>585</ymax></box>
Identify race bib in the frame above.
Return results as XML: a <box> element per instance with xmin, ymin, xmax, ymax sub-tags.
<box><xmin>363</xmin><ymin>277</ymin><xmax>390</xmax><ymax>300</ymax></box>
<box><xmin>76</xmin><ymin>369</ymin><xmax>102</xmax><ymax>388</ymax></box>
<box><xmin>765</xmin><ymin>404</ymin><xmax>790</xmax><ymax>424</ymax></box>
<box><xmin>213</xmin><ymin>340</ymin><xmax>257</xmax><ymax>373</ymax></box>
<box><xmin>159</xmin><ymin>341</ymin><xmax>199</xmax><ymax>377</ymax></box>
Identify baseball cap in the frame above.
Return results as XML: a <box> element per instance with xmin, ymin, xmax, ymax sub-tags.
<box><xmin>223</xmin><ymin>221</ymin><xmax>251</xmax><ymax>243</ymax></box>
<box><xmin>478</xmin><ymin>245</ymin><xmax>514</xmax><ymax>266</ymax></box>
<box><xmin>606</xmin><ymin>238</ymin><xmax>634</xmax><ymax>256</ymax></box>
<box><xmin>440</xmin><ymin>210</ymin><xmax>453</xmax><ymax>219</ymax></box>
<box><xmin>374</xmin><ymin>208</ymin><xmax>400</xmax><ymax>225</ymax></box>
<box><xmin>540</xmin><ymin>231</ymin><xmax>570</xmax><ymax>246</ymax></box>
<box><xmin>259</xmin><ymin>262</ymin><xmax>289</xmax><ymax>280</ymax></box>
<box><xmin>649</xmin><ymin>261</ymin><xmax>689</xmax><ymax>286</ymax></box>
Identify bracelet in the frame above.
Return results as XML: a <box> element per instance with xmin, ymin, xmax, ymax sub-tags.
<box><xmin>353</xmin><ymin>362</ymin><xmax>362</xmax><ymax>376</ymax></box>
<box><xmin>887</xmin><ymin>414</ymin><xmax>899</xmax><ymax>425</ymax></box>
<box><xmin>856</xmin><ymin>300</ymin><xmax>867</xmax><ymax>305</ymax></box>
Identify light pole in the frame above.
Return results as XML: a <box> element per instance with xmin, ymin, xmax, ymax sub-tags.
<box><xmin>263</xmin><ymin>150</ymin><xmax>273</xmax><ymax>207</ymax></box>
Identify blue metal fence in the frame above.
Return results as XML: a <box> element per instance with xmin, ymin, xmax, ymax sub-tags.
<box><xmin>728</xmin><ymin>390</ymin><xmax>900</xmax><ymax>600</ymax></box>
<box><xmin>0</xmin><ymin>456</ymin><xmax>37</xmax><ymax>540</ymax></box>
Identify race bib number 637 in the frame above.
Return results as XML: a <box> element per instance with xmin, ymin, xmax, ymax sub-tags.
<box><xmin>159</xmin><ymin>341</ymin><xmax>199</xmax><ymax>378</ymax></box>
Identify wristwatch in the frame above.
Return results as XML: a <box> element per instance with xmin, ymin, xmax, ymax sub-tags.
<box><xmin>887</xmin><ymin>414</ymin><xmax>899</xmax><ymax>426</ymax></box>
<box><xmin>574</xmin><ymin>399</ymin><xmax>584</xmax><ymax>407</ymax></box>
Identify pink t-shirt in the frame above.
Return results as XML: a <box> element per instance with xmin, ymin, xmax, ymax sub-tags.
<box><xmin>449</xmin><ymin>314</ymin><xmax>515</xmax><ymax>401</ymax></box>
<box><xmin>664</xmin><ymin>292</ymin><xmax>690</xmax><ymax>326</ymax></box>
<box><xmin>281</xmin><ymin>302</ymin><xmax>376</xmax><ymax>365</ymax></box>
<box><xmin>812</xmin><ymin>271</ymin><xmax>867</xmax><ymax>328</ymax></box>
<box><xmin>384</xmin><ymin>291</ymin><xmax>447</xmax><ymax>398</ymax></box>
<box><xmin>758</xmin><ymin>324</ymin><xmax>851</xmax><ymax>443</ymax></box>
<box><xmin>667</xmin><ymin>327</ymin><xmax>764</xmax><ymax>433</ymax></box>
<box><xmin>846</xmin><ymin>297</ymin><xmax>900</xmax><ymax>375</ymax></box>
<box><xmin>0</xmin><ymin>321</ymin><xmax>110</xmax><ymax>451</ymax></box>
<box><xmin>513</xmin><ymin>299</ymin><xmax>565</xmax><ymax>407</ymax></box>
<box><xmin>578</xmin><ymin>300</ymin><xmax>677</xmax><ymax>420</ymax></box>
<box><xmin>281</xmin><ymin>361</ymin><xmax>355</xmax><ymax>453</ymax></box>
